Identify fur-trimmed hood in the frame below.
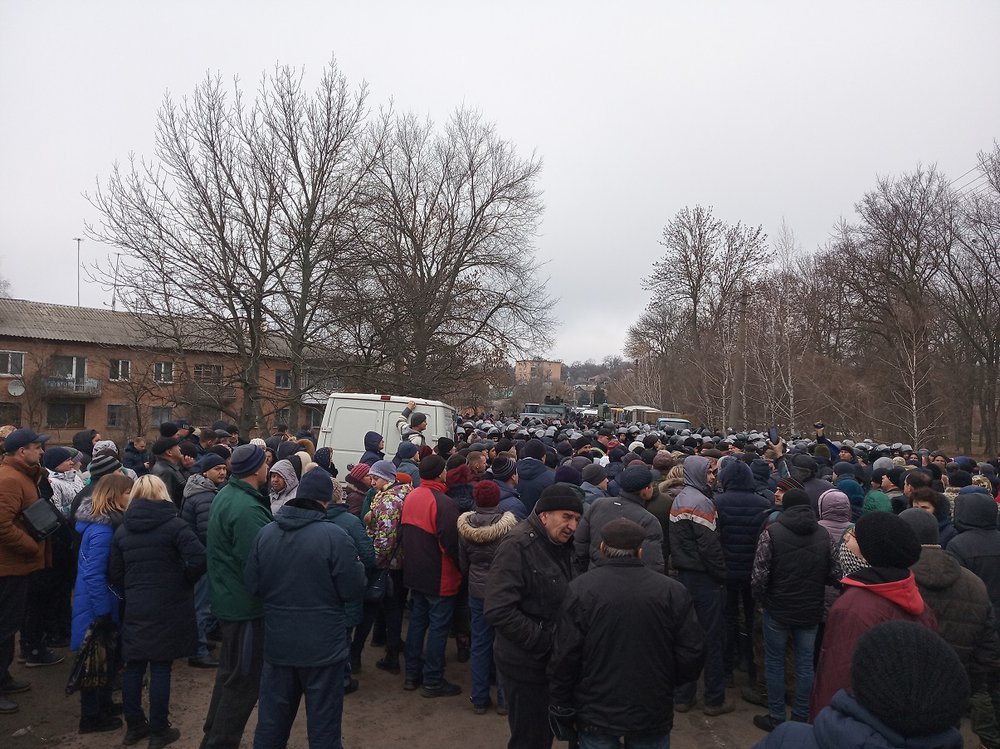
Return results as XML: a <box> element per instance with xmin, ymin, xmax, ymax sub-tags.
<box><xmin>457</xmin><ymin>509</ymin><xmax>518</xmax><ymax>544</ymax></box>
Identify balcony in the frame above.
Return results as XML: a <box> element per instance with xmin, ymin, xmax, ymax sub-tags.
<box><xmin>183</xmin><ymin>382</ymin><xmax>238</xmax><ymax>405</ymax></box>
<box><xmin>40</xmin><ymin>377</ymin><xmax>103</xmax><ymax>399</ymax></box>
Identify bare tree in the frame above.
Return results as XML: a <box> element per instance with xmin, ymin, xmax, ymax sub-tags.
<box><xmin>346</xmin><ymin>108</ymin><xmax>553</xmax><ymax>398</ymax></box>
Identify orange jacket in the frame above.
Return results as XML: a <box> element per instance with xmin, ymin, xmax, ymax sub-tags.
<box><xmin>0</xmin><ymin>455</ymin><xmax>47</xmax><ymax>576</ymax></box>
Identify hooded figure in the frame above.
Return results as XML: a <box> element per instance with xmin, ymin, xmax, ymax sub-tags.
<box><xmin>268</xmin><ymin>459</ymin><xmax>299</xmax><ymax>514</ymax></box>
<box><xmin>713</xmin><ymin>460</ymin><xmax>771</xmax><ymax>584</ymax></box>
<box><xmin>360</xmin><ymin>432</ymin><xmax>385</xmax><ymax>467</ymax></box>
<box><xmin>668</xmin><ymin>455</ymin><xmax>728</xmax><ymax>713</ymax></box>
<box><xmin>832</xmin><ymin>463</ymin><xmax>865</xmax><ymax>522</ymax></box>
<box><xmin>72</xmin><ymin>429</ymin><xmax>98</xmax><ymax>471</ymax></box>
<box><xmin>948</xmin><ymin>492</ymin><xmax>1000</xmax><ymax>623</ymax></box>
<box><xmin>817</xmin><ymin>489</ymin><xmax>853</xmax><ymax>544</ymax></box>
<box><xmin>788</xmin><ymin>453</ymin><xmax>835</xmax><ymax>512</ymax></box>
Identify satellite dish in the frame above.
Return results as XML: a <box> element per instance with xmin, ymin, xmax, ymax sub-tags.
<box><xmin>7</xmin><ymin>380</ymin><xmax>25</xmax><ymax>397</ymax></box>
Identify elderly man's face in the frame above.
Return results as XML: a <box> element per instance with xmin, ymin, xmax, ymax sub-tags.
<box><xmin>539</xmin><ymin>510</ymin><xmax>580</xmax><ymax>545</ymax></box>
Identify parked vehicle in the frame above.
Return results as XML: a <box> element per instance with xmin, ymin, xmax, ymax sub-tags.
<box><xmin>317</xmin><ymin>393</ymin><xmax>456</xmax><ymax>468</ymax></box>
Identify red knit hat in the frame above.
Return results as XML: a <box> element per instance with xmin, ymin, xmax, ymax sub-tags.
<box><xmin>473</xmin><ymin>480</ymin><xmax>501</xmax><ymax>508</ymax></box>
<box><xmin>347</xmin><ymin>463</ymin><xmax>370</xmax><ymax>489</ymax></box>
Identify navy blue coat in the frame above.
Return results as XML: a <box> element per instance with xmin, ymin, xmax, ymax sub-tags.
<box><xmin>245</xmin><ymin>502</ymin><xmax>365</xmax><ymax>667</ymax></box>
<box><xmin>325</xmin><ymin>502</ymin><xmax>376</xmax><ymax>628</ymax></box>
<box><xmin>515</xmin><ymin>458</ymin><xmax>554</xmax><ymax>513</ymax></box>
<box><xmin>108</xmin><ymin>498</ymin><xmax>205</xmax><ymax>661</ymax></box>
<box><xmin>495</xmin><ymin>480</ymin><xmax>528</xmax><ymax>521</ymax></box>
<box><xmin>753</xmin><ymin>690</ymin><xmax>962</xmax><ymax>749</ymax></box>
<box><xmin>714</xmin><ymin>461</ymin><xmax>772</xmax><ymax>583</ymax></box>
<box><xmin>360</xmin><ymin>431</ymin><xmax>385</xmax><ymax>467</ymax></box>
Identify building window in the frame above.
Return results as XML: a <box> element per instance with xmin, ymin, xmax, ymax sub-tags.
<box><xmin>46</xmin><ymin>402</ymin><xmax>86</xmax><ymax>429</ymax></box>
<box><xmin>51</xmin><ymin>355</ymin><xmax>87</xmax><ymax>381</ymax></box>
<box><xmin>151</xmin><ymin>406</ymin><xmax>172</xmax><ymax>426</ymax></box>
<box><xmin>276</xmin><ymin>408</ymin><xmax>290</xmax><ymax>424</ymax></box>
<box><xmin>194</xmin><ymin>364</ymin><xmax>223</xmax><ymax>383</ymax></box>
<box><xmin>305</xmin><ymin>406</ymin><xmax>323</xmax><ymax>429</ymax></box>
<box><xmin>0</xmin><ymin>351</ymin><xmax>24</xmax><ymax>377</ymax></box>
<box><xmin>275</xmin><ymin>369</ymin><xmax>292</xmax><ymax>390</ymax></box>
<box><xmin>110</xmin><ymin>359</ymin><xmax>131</xmax><ymax>382</ymax></box>
<box><xmin>107</xmin><ymin>404</ymin><xmax>125</xmax><ymax>428</ymax></box>
<box><xmin>0</xmin><ymin>402</ymin><xmax>21</xmax><ymax>425</ymax></box>
<box><xmin>154</xmin><ymin>362</ymin><xmax>174</xmax><ymax>384</ymax></box>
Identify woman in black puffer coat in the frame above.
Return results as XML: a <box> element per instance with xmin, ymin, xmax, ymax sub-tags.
<box><xmin>109</xmin><ymin>475</ymin><xmax>205</xmax><ymax>748</ymax></box>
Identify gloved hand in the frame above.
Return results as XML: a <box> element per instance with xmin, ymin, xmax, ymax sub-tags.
<box><xmin>548</xmin><ymin>705</ymin><xmax>577</xmax><ymax>742</ymax></box>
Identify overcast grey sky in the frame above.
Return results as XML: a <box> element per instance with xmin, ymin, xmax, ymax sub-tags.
<box><xmin>2</xmin><ymin>1</ymin><xmax>998</xmax><ymax>364</ymax></box>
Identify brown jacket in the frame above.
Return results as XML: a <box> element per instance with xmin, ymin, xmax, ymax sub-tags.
<box><xmin>0</xmin><ymin>455</ymin><xmax>47</xmax><ymax>575</ymax></box>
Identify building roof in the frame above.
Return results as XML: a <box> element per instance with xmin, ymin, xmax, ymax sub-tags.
<box><xmin>0</xmin><ymin>298</ymin><xmax>150</xmax><ymax>347</ymax></box>
<box><xmin>0</xmin><ymin>298</ymin><xmax>291</xmax><ymax>357</ymax></box>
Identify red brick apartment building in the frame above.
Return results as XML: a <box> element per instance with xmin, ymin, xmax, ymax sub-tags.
<box><xmin>0</xmin><ymin>299</ymin><xmax>318</xmax><ymax>445</ymax></box>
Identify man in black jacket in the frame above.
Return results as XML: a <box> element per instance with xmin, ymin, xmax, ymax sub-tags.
<box><xmin>750</xmin><ymin>488</ymin><xmax>841</xmax><ymax>731</ymax></box>
<box><xmin>549</xmin><ymin>518</ymin><xmax>705</xmax><ymax>748</ymax></box>
<box><xmin>485</xmin><ymin>483</ymin><xmax>583</xmax><ymax>749</ymax></box>
<box><xmin>150</xmin><ymin>438</ymin><xmax>186</xmax><ymax>508</ymax></box>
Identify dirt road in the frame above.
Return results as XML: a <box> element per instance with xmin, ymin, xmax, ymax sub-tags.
<box><xmin>1</xmin><ymin>644</ymin><xmax>979</xmax><ymax>748</ymax></box>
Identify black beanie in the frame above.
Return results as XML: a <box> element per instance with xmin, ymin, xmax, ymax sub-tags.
<box><xmin>418</xmin><ymin>455</ymin><xmax>446</xmax><ymax>480</ymax></box>
<box><xmin>781</xmin><ymin>488</ymin><xmax>811</xmax><ymax>508</ymax></box>
<box><xmin>851</xmin><ymin>620</ymin><xmax>969</xmax><ymax>738</ymax></box>
<box><xmin>522</xmin><ymin>439</ymin><xmax>546</xmax><ymax>460</ymax></box>
<box><xmin>534</xmin><ymin>483</ymin><xmax>584</xmax><ymax>515</ymax></box>
<box><xmin>854</xmin><ymin>511</ymin><xmax>921</xmax><ymax>568</ymax></box>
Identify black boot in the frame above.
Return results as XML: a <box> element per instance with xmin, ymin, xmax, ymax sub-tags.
<box><xmin>375</xmin><ymin>648</ymin><xmax>400</xmax><ymax>674</ymax></box>
<box><xmin>122</xmin><ymin>717</ymin><xmax>149</xmax><ymax>746</ymax></box>
<box><xmin>148</xmin><ymin>726</ymin><xmax>180</xmax><ymax>749</ymax></box>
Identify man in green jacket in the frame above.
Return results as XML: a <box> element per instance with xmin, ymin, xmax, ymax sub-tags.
<box><xmin>200</xmin><ymin>444</ymin><xmax>271</xmax><ymax>749</ymax></box>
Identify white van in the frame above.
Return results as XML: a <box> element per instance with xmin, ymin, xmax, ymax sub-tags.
<box><xmin>316</xmin><ymin>393</ymin><xmax>457</xmax><ymax>469</ymax></box>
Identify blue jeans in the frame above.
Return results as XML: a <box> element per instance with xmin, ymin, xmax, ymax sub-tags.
<box><xmin>253</xmin><ymin>660</ymin><xmax>345</xmax><ymax>749</ymax></box>
<box><xmin>193</xmin><ymin>575</ymin><xmax>217</xmax><ymax>659</ymax></box>
<box><xmin>404</xmin><ymin>592</ymin><xmax>456</xmax><ymax>687</ymax></box>
<box><xmin>762</xmin><ymin>611</ymin><xmax>816</xmax><ymax>721</ymax></box>
<box><xmin>123</xmin><ymin>659</ymin><xmax>172</xmax><ymax>731</ymax></box>
<box><xmin>674</xmin><ymin>571</ymin><xmax>725</xmax><ymax>707</ymax></box>
<box><xmin>579</xmin><ymin>733</ymin><xmax>670</xmax><ymax>749</ymax></box>
<box><xmin>469</xmin><ymin>596</ymin><xmax>505</xmax><ymax>706</ymax></box>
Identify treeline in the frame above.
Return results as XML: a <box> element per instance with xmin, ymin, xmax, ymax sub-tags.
<box><xmin>623</xmin><ymin>145</ymin><xmax>1000</xmax><ymax>455</ymax></box>
<box><xmin>87</xmin><ymin>60</ymin><xmax>549</xmax><ymax>432</ymax></box>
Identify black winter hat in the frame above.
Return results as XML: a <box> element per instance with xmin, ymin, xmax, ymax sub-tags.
<box><xmin>573</xmin><ymin>436</ymin><xmax>592</xmax><ymax>451</ymax></box>
<box><xmin>581</xmin><ymin>463</ymin><xmax>606</xmax><ymax>485</ymax></box>
<box><xmin>418</xmin><ymin>455</ymin><xmax>446</xmax><ymax>480</ymax></box>
<box><xmin>886</xmin><ymin>466</ymin><xmax>907</xmax><ymax>490</ymax></box>
<box><xmin>409</xmin><ymin>411</ymin><xmax>427</xmax><ymax>428</ymax></box>
<box><xmin>781</xmin><ymin>488</ymin><xmax>810</xmax><ymax>508</ymax></box>
<box><xmin>620</xmin><ymin>465</ymin><xmax>653</xmax><ymax>493</ymax></box>
<box><xmin>553</xmin><ymin>465</ymin><xmax>582</xmax><ymax>486</ymax></box>
<box><xmin>534</xmin><ymin>483</ymin><xmax>584</xmax><ymax>515</ymax></box>
<box><xmin>833</xmin><ymin>461</ymin><xmax>856</xmax><ymax>478</ymax></box>
<box><xmin>854</xmin><ymin>511</ymin><xmax>921</xmax><ymax>569</ymax></box>
<box><xmin>297</xmin><ymin>469</ymin><xmax>333</xmax><ymax>504</ymax></box>
<box><xmin>899</xmin><ymin>507</ymin><xmax>940</xmax><ymax>545</ymax></box>
<box><xmin>601</xmin><ymin>518</ymin><xmax>645</xmax><ymax>551</ymax></box>
<box><xmin>522</xmin><ymin>439</ymin><xmax>546</xmax><ymax>460</ymax></box>
<box><xmin>151</xmin><ymin>437</ymin><xmax>179</xmax><ymax>456</ymax></box>
<box><xmin>851</xmin><ymin>620</ymin><xmax>969</xmax><ymax>738</ymax></box>
<box><xmin>491</xmin><ymin>456</ymin><xmax>517</xmax><ymax>481</ymax></box>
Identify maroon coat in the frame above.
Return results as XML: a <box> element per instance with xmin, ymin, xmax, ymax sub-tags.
<box><xmin>810</xmin><ymin>570</ymin><xmax>937</xmax><ymax>720</ymax></box>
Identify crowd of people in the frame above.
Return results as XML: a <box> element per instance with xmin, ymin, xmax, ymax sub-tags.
<box><xmin>0</xmin><ymin>409</ymin><xmax>998</xmax><ymax>749</ymax></box>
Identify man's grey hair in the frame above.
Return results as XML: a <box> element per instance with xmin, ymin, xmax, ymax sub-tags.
<box><xmin>601</xmin><ymin>543</ymin><xmax>639</xmax><ymax>559</ymax></box>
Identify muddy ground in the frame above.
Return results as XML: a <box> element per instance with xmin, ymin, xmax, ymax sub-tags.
<box><xmin>1</xmin><ymin>641</ymin><xmax>980</xmax><ymax>749</ymax></box>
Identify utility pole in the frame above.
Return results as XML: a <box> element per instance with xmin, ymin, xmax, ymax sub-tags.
<box><xmin>72</xmin><ymin>237</ymin><xmax>83</xmax><ymax>306</ymax></box>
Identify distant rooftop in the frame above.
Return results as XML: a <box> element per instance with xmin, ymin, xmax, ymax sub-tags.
<box><xmin>0</xmin><ymin>298</ymin><xmax>290</xmax><ymax>357</ymax></box>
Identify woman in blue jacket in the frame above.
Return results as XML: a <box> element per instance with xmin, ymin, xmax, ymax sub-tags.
<box><xmin>72</xmin><ymin>472</ymin><xmax>133</xmax><ymax>734</ymax></box>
